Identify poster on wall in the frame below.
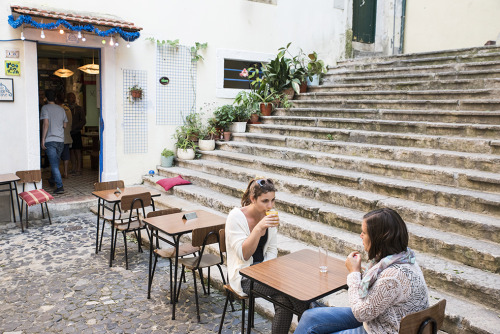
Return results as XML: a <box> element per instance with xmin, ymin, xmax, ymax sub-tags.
<box><xmin>5</xmin><ymin>60</ymin><xmax>20</xmax><ymax>76</ymax></box>
<box><xmin>0</xmin><ymin>78</ymin><xmax>14</xmax><ymax>102</ymax></box>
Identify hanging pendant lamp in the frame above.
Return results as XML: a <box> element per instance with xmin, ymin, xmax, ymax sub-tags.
<box><xmin>53</xmin><ymin>52</ymin><xmax>74</xmax><ymax>78</ymax></box>
<box><xmin>78</xmin><ymin>50</ymin><xmax>99</xmax><ymax>75</ymax></box>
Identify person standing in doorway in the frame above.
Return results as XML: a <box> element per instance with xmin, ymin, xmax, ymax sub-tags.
<box><xmin>40</xmin><ymin>89</ymin><xmax>68</xmax><ymax>194</ymax></box>
<box><xmin>67</xmin><ymin>92</ymin><xmax>86</xmax><ymax>175</ymax></box>
<box><xmin>56</xmin><ymin>92</ymin><xmax>72</xmax><ymax>179</ymax></box>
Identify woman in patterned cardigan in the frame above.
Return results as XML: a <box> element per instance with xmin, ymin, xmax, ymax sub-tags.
<box><xmin>295</xmin><ymin>208</ymin><xmax>429</xmax><ymax>334</ymax></box>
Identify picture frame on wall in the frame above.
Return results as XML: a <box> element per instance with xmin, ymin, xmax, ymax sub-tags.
<box><xmin>0</xmin><ymin>78</ymin><xmax>14</xmax><ymax>102</ymax></box>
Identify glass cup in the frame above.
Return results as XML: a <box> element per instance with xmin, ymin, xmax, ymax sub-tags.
<box><xmin>319</xmin><ymin>247</ymin><xmax>328</xmax><ymax>273</ymax></box>
<box><xmin>266</xmin><ymin>210</ymin><xmax>280</xmax><ymax>226</ymax></box>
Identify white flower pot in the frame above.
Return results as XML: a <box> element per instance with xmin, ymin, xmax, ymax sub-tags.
<box><xmin>229</xmin><ymin>122</ymin><xmax>247</xmax><ymax>133</ymax></box>
<box><xmin>198</xmin><ymin>139</ymin><xmax>215</xmax><ymax>151</ymax></box>
<box><xmin>177</xmin><ymin>148</ymin><xmax>195</xmax><ymax>160</ymax></box>
<box><xmin>307</xmin><ymin>74</ymin><xmax>320</xmax><ymax>86</ymax></box>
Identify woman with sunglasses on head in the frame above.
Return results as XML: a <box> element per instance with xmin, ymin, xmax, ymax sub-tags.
<box><xmin>225</xmin><ymin>178</ymin><xmax>310</xmax><ymax>334</ymax></box>
<box><xmin>295</xmin><ymin>208</ymin><xmax>429</xmax><ymax>334</ymax></box>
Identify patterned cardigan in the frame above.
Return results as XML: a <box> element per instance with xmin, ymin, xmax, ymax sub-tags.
<box><xmin>347</xmin><ymin>262</ymin><xmax>429</xmax><ymax>334</ymax></box>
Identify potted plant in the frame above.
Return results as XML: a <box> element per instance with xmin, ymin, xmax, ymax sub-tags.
<box><xmin>252</xmin><ymin>81</ymin><xmax>277</xmax><ymax>116</ymax></box>
<box><xmin>229</xmin><ymin>105</ymin><xmax>251</xmax><ymax>133</ymax></box>
<box><xmin>160</xmin><ymin>148</ymin><xmax>175</xmax><ymax>167</ymax></box>
<box><xmin>129</xmin><ymin>85</ymin><xmax>143</xmax><ymax>99</ymax></box>
<box><xmin>307</xmin><ymin>51</ymin><xmax>327</xmax><ymax>86</ymax></box>
<box><xmin>183</xmin><ymin>110</ymin><xmax>203</xmax><ymax>142</ymax></box>
<box><xmin>173</xmin><ymin>126</ymin><xmax>197</xmax><ymax>160</ymax></box>
<box><xmin>198</xmin><ymin>123</ymin><xmax>217</xmax><ymax>151</ymax></box>
<box><xmin>214</xmin><ymin>104</ymin><xmax>235</xmax><ymax>141</ymax></box>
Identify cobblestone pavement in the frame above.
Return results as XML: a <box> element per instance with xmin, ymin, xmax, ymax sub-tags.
<box><xmin>0</xmin><ymin>213</ymin><xmax>272</xmax><ymax>333</ymax></box>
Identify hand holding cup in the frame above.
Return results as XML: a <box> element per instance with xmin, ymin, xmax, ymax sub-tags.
<box><xmin>265</xmin><ymin>210</ymin><xmax>280</xmax><ymax>227</ymax></box>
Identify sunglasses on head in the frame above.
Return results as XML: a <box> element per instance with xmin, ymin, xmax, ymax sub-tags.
<box><xmin>256</xmin><ymin>179</ymin><xmax>273</xmax><ymax>187</ymax></box>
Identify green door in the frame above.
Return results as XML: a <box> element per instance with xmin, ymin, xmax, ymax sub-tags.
<box><xmin>353</xmin><ymin>0</ymin><xmax>377</xmax><ymax>44</ymax></box>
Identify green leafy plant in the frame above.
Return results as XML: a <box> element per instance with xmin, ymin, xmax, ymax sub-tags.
<box><xmin>161</xmin><ymin>149</ymin><xmax>175</xmax><ymax>157</ymax></box>
<box><xmin>326</xmin><ymin>134</ymin><xmax>334</xmax><ymax>140</ymax></box>
<box><xmin>199</xmin><ymin>123</ymin><xmax>217</xmax><ymax>140</ymax></box>
<box><xmin>214</xmin><ymin>104</ymin><xmax>236</xmax><ymax>131</ymax></box>
<box><xmin>173</xmin><ymin>127</ymin><xmax>197</xmax><ymax>150</ymax></box>
<box><xmin>191</xmin><ymin>42</ymin><xmax>208</xmax><ymax>62</ymax></box>
<box><xmin>233</xmin><ymin>105</ymin><xmax>251</xmax><ymax>122</ymax></box>
<box><xmin>307</xmin><ymin>51</ymin><xmax>328</xmax><ymax>79</ymax></box>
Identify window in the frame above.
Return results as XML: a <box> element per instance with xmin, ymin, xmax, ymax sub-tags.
<box><xmin>216</xmin><ymin>49</ymin><xmax>274</xmax><ymax>98</ymax></box>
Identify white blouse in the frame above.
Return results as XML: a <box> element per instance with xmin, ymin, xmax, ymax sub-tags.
<box><xmin>347</xmin><ymin>262</ymin><xmax>429</xmax><ymax>334</ymax></box>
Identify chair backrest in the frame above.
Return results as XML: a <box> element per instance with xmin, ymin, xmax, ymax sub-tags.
<box><xmin>16</xmin><ymin>170</ymin><xmax>42</xmax><ymax>184</ymax></box>
<box><xmin>94</xmin><ymin>180</ymin><xmax>125</xmax><ymax>191</ymax></box>
<box><xmin>192</xmin><ymin>224</ymin><xmax>226</xmax><ymax>247</ymax></box>
<box><xmin>399</xmin><ymin>299</ymin><xmax>446</xmax><ymax>334</ymax></box>
<box><xmin>219</xmin><ymin>229</ymin><xmax>226</xmax><ymax>253</ymax></box>
<box><xmin>147</xmin><ymin>207</ymin><xmax>182</xmax><ymax>218</ymax></box>
<box><xmin>121</xmin><ymin>192</ymin><xmax>152</xmax><ymax>211</ymax></box>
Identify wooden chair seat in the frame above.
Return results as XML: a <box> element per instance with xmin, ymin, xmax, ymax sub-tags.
<box><xmin>399</xmin><ymin>299</ymin><xmax>446</xmax><ymax>334</ymax></box>
<box><xmin>115</xmin><ymin>219</ymin><xmax>146</xmax><ymax>231</ymax></box>
<box><xmin>178</xmin><ymin>253</ymin><xmax>221</xmax><ymax>270</ymax></box>
<box><xmin>154</xmin><ymin>244</ymin><xmax>199</xmax><ymax>258</ymax></box>
<box><xmin>223</xmin><ymin>284</ymin><xmax>247</xmax><ymax>300</ymax></box>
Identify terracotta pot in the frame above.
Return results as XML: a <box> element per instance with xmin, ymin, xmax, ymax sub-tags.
<box><xmin>130</xmin><ymin>90</ymin><xmax>142</xmax><ymax>99</ymax></box>
<box><xmin>250</xmin><ymin>113</ymin><xmax>260</xmax><ymax>123</ymax></box>
<box><xmin>260</xmin><ymin>103</ymin><xmax>273</xmax><ymax>116</ymax></box>
<box><xmin>282</xmin><ymin>87</ymin><xmax>295</xmax><ymax>100</ymax></box>
<box><xmin>299</xmin><ymin>81</ymin><xmax>308</xmax><ymax>93</ymax></box>
<box><xmin>223</xmin><ymin>131</ymin><xmax>231</xmax><ymax>141</ymax></box>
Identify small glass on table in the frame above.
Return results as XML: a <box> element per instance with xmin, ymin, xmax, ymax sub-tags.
<box><xmin>318</xmin><ymin>247</ymin><xmax>328</xmax><ymax>273</ymax></box>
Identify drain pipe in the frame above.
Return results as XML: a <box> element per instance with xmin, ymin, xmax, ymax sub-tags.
<box><xmin>399</xmin><ymin>0</ymin><xmax>407</xmax><ymax>54</ymax></box>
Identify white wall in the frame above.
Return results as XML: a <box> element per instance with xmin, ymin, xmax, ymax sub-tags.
<box><xmin>404</xmin><ymin>0</ymin><xmax>500</xmax><ymax>53</ymax></box>
<box><xmin>0</xmin><ymin>0</ymin><xmax>345</xmax><ymax>184</ymax></box>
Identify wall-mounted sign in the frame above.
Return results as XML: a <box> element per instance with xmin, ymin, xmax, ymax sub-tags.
<box><xmin>5</xmin><ymin>61</ymin><xmax>20</xmax><ymax>76</ymax></box>
<box><xmin>0</xmin><ymin>78</ymin><xmax>14</xmax><ymax>102</ymax></box>
<box><xmin>159</xmin><ymin>76</ymin><xmax>170</xmax><ymax>85</ymax></box>
<box><xmin>5</xmin><ymin>50</ymin><xmax>19</xmax><ymax>58</ymax></box>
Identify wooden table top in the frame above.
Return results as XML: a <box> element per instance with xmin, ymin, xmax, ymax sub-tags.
<box><xmin>143</xmin><ymin>210</ymin><xmax>226</xmax><ymax>236</ymax></box>
<box><xmin>0</xmin><ymin>173</ymin><xmax>20</xmax><ymax>184</ymax></box>
<box><xmin>92</xmin><ymin>186</ymin><xmax>161</xmax><ymax>203</ymax></box>
<box><xmin>240</xmin><ymin>249</ymin><xmax>348</xmax><ymax>302</ymax></box>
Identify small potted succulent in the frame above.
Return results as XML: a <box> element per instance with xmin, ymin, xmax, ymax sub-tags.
<box><xmin>160</xmin><ymin>149</ymin><xmax>175</xmax><ymax>167</ymax></box>
<box><xmin>173</xmin><ymin>127</ymin><xmax>197</xmax><ymax>160</ymax></box>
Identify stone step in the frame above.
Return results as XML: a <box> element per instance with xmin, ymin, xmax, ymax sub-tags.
<box><xmin>290</xmin><ymin>98</ymin><xmax>500</xmax><ymax>111</ymax></box>
<box><xmin>214</xmin><ymin>140</ymin><xmax>500</xmax><ymax>194</ymax></box>
<box><xmin>231</xmin><ymin>132</ymin><xmax>500</xmax><ymax>173</ymax></box>
<box><xmin>273</xmin><ymin>107</ymin><xmax>500</xmax><ymax>125</ymax></box>
<box><xmin>261</xmin><ymin>116</ymin><xmax>500</xmax><ymax>139</ymax></box>
<box><xmin>296</xmin><ymin>89</ymin><xmax>496</xmax><ymax>101</ymax></box>
<box><xmin>328</xmin><ymin>61</ymin><xmax>500</xmax><ymax>78</ymax></box>
<box><xmin>154</xmin><ymin>164</ymin><xmax>500</xmax><ymax>275</ymax></box>
<box><xmin>308</xmin><ymin>78</ymin><xmax>500</xmax><ymax>93</ymax></box>
<box><xmin>141</xmin><ymin>180</ymin><xmax>500</xmax><ymax>333</ymax></box>
<box><xmin>247</xmin><ymin>123</ymin><xmax>498</xmax><ymax>154</ymax></box>
<box><xmin>323</xmin><ymin>69</ymin><xmax>500</xmax><ymax>85</ymax></box>
<box><xmin>174</xmin><ymin>151</ymin><xmax>500</xmax><ymax>243</ymax></box>
<box><xmin>142</xmin><ymin>176</ymin><xmax>500</xmax><ymax>312</ymax></box>
<box><xmin>335</xmin><ymin>45</ymin><xmax>500</xmax><ymax>68</ymax></box>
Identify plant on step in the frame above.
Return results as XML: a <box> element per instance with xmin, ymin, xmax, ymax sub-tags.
<box><xmin>181</xmin><ymin>109</ymin><xmax>203</xmax><ymax>140</ymax></box>
<box><xmin>307</xmin><ymin>51</ymin><xmax>328</xmax><ymax>79</ymax></box>
<box><xmin>161</xmin><ymin>149</ymin><xmax>175</xmax><ymax>157</ymax></box>
<box><xmin>326</xmin><ymin>134</ymin><xmax>334</xmax><ymax>140</ymax></box>
<box><xmin>233</xmin><ymin>105</ymin><xmax>252</xmax><ymax>122</ymax></box>
<box><xmin>278</xmin><ymin>43</ymin><xmax>309</xmax><ymax>84</ymax></box>
<box><xmin>234</xmin><ymin>90</ymin><xmax>260</xmax><ymax>115</ymax></box>
<box><xmin>199</xmin><ymin>121</ymin><xmax>217</xmax><ymax>140</ymax></box>
<box><xmin>173</xmin><ymin>127</ymin><xmax>197</xmax><ymax>150</ymax></box>
<box><xmin>214</xmin><ymin>104</ymin><xmax>236</xmax><ymax>131</ymax></box>
<box><xmin>259</xmin><ymin>45</ymin><xmax>301</xmax><ymax>95</ymax></box>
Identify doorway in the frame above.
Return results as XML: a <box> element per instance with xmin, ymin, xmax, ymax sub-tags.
<box><xmin>353</xmin><ymin>0</ymin><xmax>377</xmax><ymax>44</ymax></box>
<box><xmin>37</xmin><ymin>44</ymin><xmax>101</xmax><ymax>202</ymax></box>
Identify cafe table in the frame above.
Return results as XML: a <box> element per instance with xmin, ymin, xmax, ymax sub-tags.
<box><xmin>143</xmin><ymin>210</ymin><xmax>226</xmax><ymax>320</ymax></box>
<box><xmin>0</xmin><ymin>173</ymin><xmax>21</xmax><ymax>223</ymax></box>
<box><xmin>240</xmin><ymin>248</ymin><xmax>349</xmax><ymax>334</ymax></box>
<box><xmin>92</xmin><ymin>186</ymin><xmax>161</xmax><ymax>265</ymax></box>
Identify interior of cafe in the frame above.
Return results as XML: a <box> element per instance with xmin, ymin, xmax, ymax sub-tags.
<box><xmin>37</xmin><ymin>44</ymin><xmax>100</xmax><ymax>199</ymax></box>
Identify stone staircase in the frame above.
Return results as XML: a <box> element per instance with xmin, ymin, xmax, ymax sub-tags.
<box><xmin>146</xmin><ymin>46</ymin><xmax>500</xmax><ymax>333</ymax></box>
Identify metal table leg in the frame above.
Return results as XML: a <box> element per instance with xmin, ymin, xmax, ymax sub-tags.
<box><xmin>171</xmin><ymin>235</ymin><xmax>181</xmax><ymax>320</ymax></box>
<box><xmin>247</xmin><ymin>280</ymin><xmax>254</xmax><ymax>334</ymax></box>
<box><xmin>109</xmin><ymin>202</ymin><xmax>118</xmax><ymax>267</ymax></box>
<box><xmin>147</xmin><ymin>226</ymin><xmax>155</xmax><ymax>299</ymax></box>
<box><xmin>95</xmin><ymin>199</ymin><xmax>101</xmax><ymax>254</ymax></box>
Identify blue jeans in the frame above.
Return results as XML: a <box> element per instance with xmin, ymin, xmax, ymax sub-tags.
<box><xmin>294</xmin><ymin>307</ymin><xmax>366</xmax><ymax>334</ymax></box>
<box><xmin>45</xmin><ymin>141</ymin><xmax>64</xmax><ymax>188</ymax></box>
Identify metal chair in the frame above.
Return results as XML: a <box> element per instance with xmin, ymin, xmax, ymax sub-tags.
<box><xmin>16</xmin><ymin>170</ymin><xmax>54</xmax><ymax>232</ymax></box>
<box><xmin>399</xmin><ymin>299</ymin><xmax>446</xmax><ymax>334</ymax></box>
<box><xmin>148</xmin><ymin>208</ymin><xmax>202</xmax><ymax>303</ymax></box>
<box><xmin>218</xmin><ymin>228</ymin><xmax>249</xmax><ymax>334</ymax></box>
<box><xmin>112</xmin><ymin>192</ymin><xmax>152</xmax><ymax>269</ymax></box>
<box><xmin>94</xmin><ymin>180</ymin><xmax>125</xmax><ymax>253</ymax></box>
<box><xmin>176</xmin><ymin>223</ymin><xmax>227</xmax><ymax>322</ymax></box>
